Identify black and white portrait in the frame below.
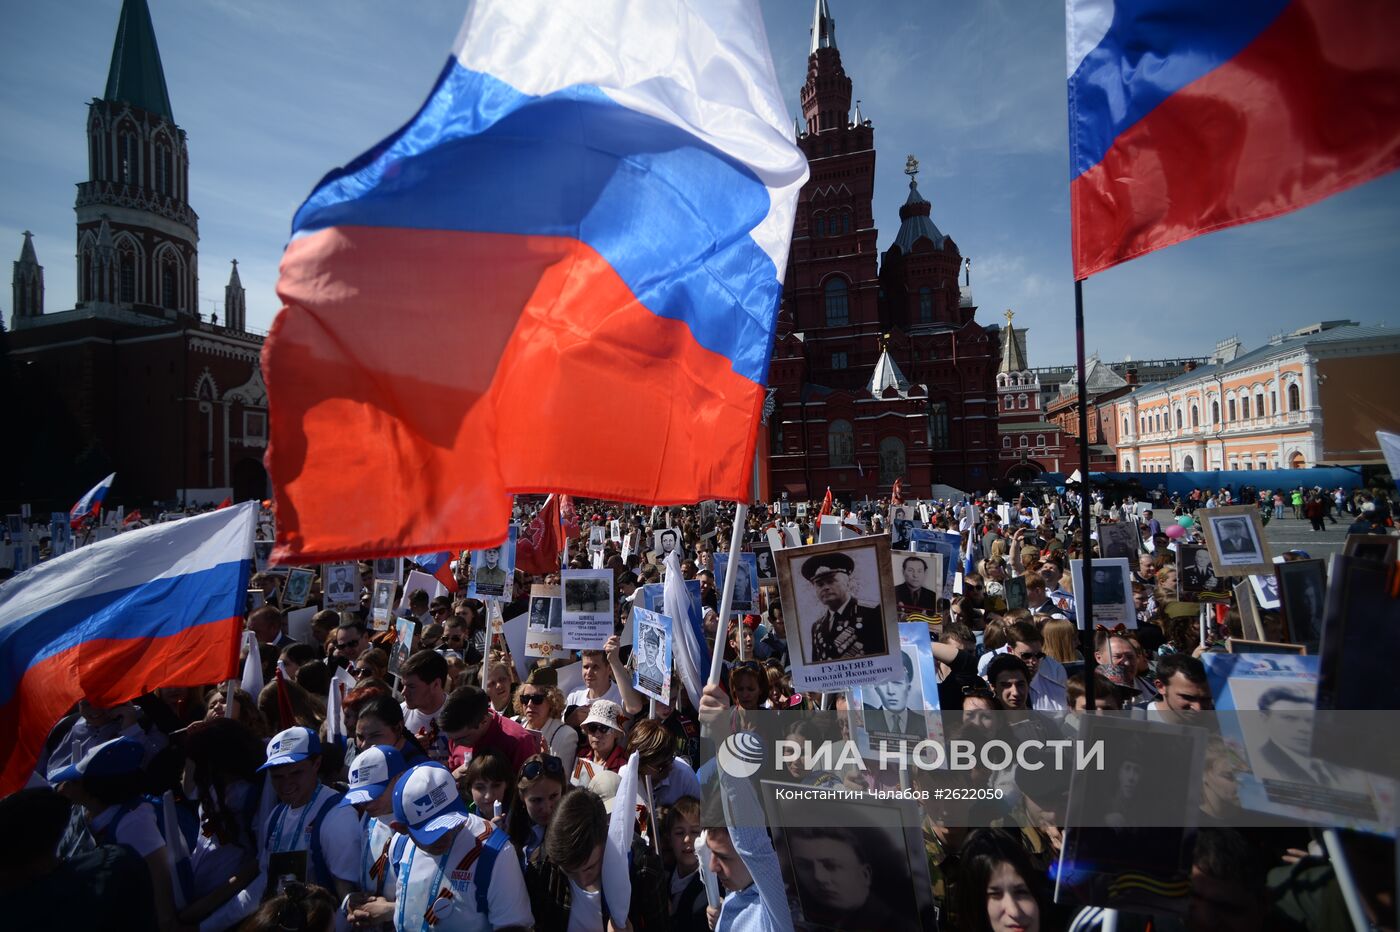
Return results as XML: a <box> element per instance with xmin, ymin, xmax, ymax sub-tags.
<box><xmin>889</xmin><ymin>506</ymin><xmax>913</xmax><ymax>551</ymax></box>
<box><xmin>1069</xmin><ymin>557</ymin><xmax>1134</xmax><ymax>629</ymax></box>
<box><xmin>284</xmin><ymin>567</ymin><xmax>314</xmax><ymax>608</ymax></box>
<box><xmin>1098</xmin><ymin>520</ymin><xmax>1140</xmax><ymax>561</ymax></box>
<box><xmin>652</xmin><ymin>528</ymin><xmax>681</xmax><ymax>562</ymax></box>
<box><xmin>373</xmin><ymin>557</ymin><xmax>400</xmax><ymax>582</ymax></box>
<box><xmin>1276</xmin><ymin>559</ymin><xmax>1326</xmax><ymax>649</ymax></box>
<box><xmin>890</xmin><ymin>551</ymin><xmax>938</xmax><ymax>619</ymax></box>
<box><xmin>776</xmin><ymin>538</ymin><xmax>900</xmax><ymax>691</ymax></box>
<box><xmin>715</xmin><ymin>551</ymin><xmax>757</xmax><ymax>613</ymax></box>
<box><xmin>1177</xmin><ymin>544</ymin><xmax>1230</xmax><ymax>602</ymax></box>
<box><xmin>753</xmin><ymin>545</ymin><xmax>777</xmax><ymax>585</ymax></box>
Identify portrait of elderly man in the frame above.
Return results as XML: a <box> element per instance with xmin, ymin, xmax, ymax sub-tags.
<box><xmin>893</xmin><ymin>553</ymin><xmax>937</xmax><ymax>615</ymax></box>
<box><xmin>802</xmin><ymin>551</ymin><xmax>887</xmax><ymax>663</ymax></box>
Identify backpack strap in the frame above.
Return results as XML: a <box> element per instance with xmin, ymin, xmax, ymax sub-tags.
<box><xmin>306</xmin><ymin>790</ymin><xmax>345</xmax><ymax>889</ymax></box>
<box><xmin>472</xmin><ymin>828</ymin><xmax>511</xmax><ymax>918</ymax></box>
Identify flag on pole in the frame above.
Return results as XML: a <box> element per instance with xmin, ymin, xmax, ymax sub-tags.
<box><xmin>0</xmin><ymin>503</ymin><xmax>254</xmax><ymax>795</ymax></box>
<box><xmin>239</xmin><ymin>629</ymin><xmax>264</xmax><ymax>701</ymax></box>
<box><xmin>890</xmin><ymin>477</ymin><xmax>904</xmax><ymax>507</ymax></box>
<box><xmin>663</xmin><ymin>550</ymin><xmax>707</xmax><ymax>710</ymax></box>
<box><xmin>69</xmin><ymin>472</ymin><xmax>116</xmax><ymax>529</ymax></box>
<box><xmin>263</xmin><ymin>0</ymin><xmax>808</xmax><ymax>564</ymax></box>
<box><xmin>817</xmin><ymin>487</ymin><xmax>834</xmax><ymax>521</ymax></box>
<box><xmin>1067</xmin><ymin>0</ymin><xmax>1400</xmax><ymax>280</ymax></box>
<box><xmin>412</xmin><ymin>551</ymin><xmax>460</xmax><ymax>594</ymax></box>
<box><xmin>603</xmin><ymin>751</ymin><xmax>641</xmax><ymax>922</ymax></box>
<box><xmin>327</xmin><ymin>665</ymin><xmax>357</xmax><ymax>749</ymax></box>
<box><xmin>517</xmin><ymin>495</ymin><xmax>573</xmax><ymax>576</ymax></box>
<box><xmin>121</xmin><ymin>509</ymin><xmax>143</xmax><ymax>528</ymax></box>
<box><xmin>216</xmin><ymin>497</ymin><xmax>233</xmax><ymax>510</ymax></box>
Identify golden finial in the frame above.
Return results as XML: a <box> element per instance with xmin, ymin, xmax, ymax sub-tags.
<box><xmin>1004</xmin><ymin>308</ymin><xmax>1015</xmax><ymax>326</ymax></box>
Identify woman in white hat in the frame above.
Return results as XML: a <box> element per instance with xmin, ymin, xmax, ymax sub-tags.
<box><xmin>570</xmin><ymin>700</ymin><xmax>627</xmax><ymax>788</ymax></box>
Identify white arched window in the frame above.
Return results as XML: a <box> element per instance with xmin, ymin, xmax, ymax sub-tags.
<box><xmin>1019</xmin><ymin>436</ymin><xmax>1029</xmax><ymax>448</ymax></box>
<box><xmin>1003</xmin><ymin>436</ymin><xmax>1011</xmax><ymax>448</ymax></box>
<box><xmin>1035</xmin><ymin>434</ymin><xmax>1045</xmax><ymax>447</ymax></box>
<box><xmin>878</xmin><ymin>437</ymin><xmax>906</xmax><ymax>484</ymax></box>
<box><xmin>827</xmin><ymin>419</ymin><xmax>853</xmax><ymax>466</ymax></box>
<box><xmin>1018</xmin><ymin>394</ymin><xmax>1028</xmax><ymax>409</ymax></box>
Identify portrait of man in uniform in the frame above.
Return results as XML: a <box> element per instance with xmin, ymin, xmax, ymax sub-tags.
<box><xmin>472</xmin><ymin>545</ymin><xmax>509</xmax><ymax>595</ymax></box>
<box><xmin>802</xmin><ymin>551</ymin><xmax>887</xmax><ymax>663</ymax></box>
<box><xmin>892</xmin><ymin>553</ymin><xmax>937</xmax><ymax>617</ymax></box>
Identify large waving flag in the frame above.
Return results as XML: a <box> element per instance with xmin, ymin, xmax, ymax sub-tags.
<box><xmin>1067</xmin><ymin>0</ymin><xmax>1400</xmax><ymax>280</ymax></box>
<box><xmin>264</xmin><ymin>0</ymin><xmax>808</xmax><ymax>563</ymax></box>
<box><xmin>0</xmin><ymin>503</ymin><xmax>255</xmax><ymax>794</ymax></box>
<box><xmin>70</xmin><ymin>472</ymin><xmax>116</xmax><ymax>529</ymax></box>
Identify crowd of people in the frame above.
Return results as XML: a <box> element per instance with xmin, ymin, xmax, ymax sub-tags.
<box><xmin>5</xmin><ymin>482</ymin><xmax>1398</xmax><ymax>932</ymax></box>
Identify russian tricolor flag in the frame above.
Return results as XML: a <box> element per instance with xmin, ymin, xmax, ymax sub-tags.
<box><xmin>1067</xmin><ymin>0</ymin><xmax>1400</xmax><ymax>279</ymax></box>
<box><xmin>69</xmin><ymin>472</ymin><xmax>116</xmax><ymax>530</ymax></box>
<box><xmin>413</xmin><ymin>551</ymin><xmax>460</xmax><ymax>594</ymax></box>
<box><xmin>0</xmin><ymin>504</ymin><xmax>255</xmax><ymax>794</ymax></box>
<box><xmin>264</xmin><ymin>0</ymin><xmax>807</xmax><ymax>563</ymax></box>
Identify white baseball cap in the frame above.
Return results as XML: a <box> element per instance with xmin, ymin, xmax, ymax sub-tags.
<box><xmin>340</xmin><ymin>745</ymin><xmax>408</xmax><ymax>807</ymax></box>
<box><xmin>392</xmin><ymin>762</ymin><xmax>469</xmax><ymax>845</ymax></box>
<box><xmin>259</xmin><ymin>726</ymin><xmax>321</xmax><ymax>770</ymax></box>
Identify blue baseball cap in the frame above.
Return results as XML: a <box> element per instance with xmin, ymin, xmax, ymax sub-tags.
<box><xmin>392</xmin><ymin>762</ymin><xmax>470</xmax><ymax>846</ymax></box>
<box><xmin>259</xmin><ymin>726</ymin><xmax>322</xmax><ymax>770</ymax></box>
<box><xmin>340</xmin><ymin>745</ymin><xmax>408</xmax><ymax>807</ymax></box>
<box><xmin>47</xmin><ymin>735</ymin><xmax>144</xmax><ymax>784</ymax></box>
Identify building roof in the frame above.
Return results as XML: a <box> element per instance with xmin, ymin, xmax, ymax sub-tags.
<box><xmin>867</xmin><ymin>346</ymin><xmax>912</xmax><ymax>396</ymax></box>
<box><xmin>104</xmin><ymin>0</ymin><xmax>174</xmax><ymax>122</ymax></box>
<box><xmin>891</xmin><ymin>177</ymin><xmax>946</xmax><ymax>255</ymax></box>
<box><xmin>810</xmin><ymin>0</ymin><xmax>837</xmax><ymax>54</ymax></box>
<box><xmin>1122</xmin><ymin>321</ymin><xmax>1391</xmax><ymax>400</ymax></box>
<box><xmin>998</xmin><ymin>320</ymin><xmax>1027</xmax><ymax>374</ymax></box>
<box><xmin>17</xmin><ymin>231</ymin><xmax>38</xmax><ymax>265</ymax></box>
<box><xmin>1057</xmin><ymin>354</ymin><xmax>1128</xmax><ymax>398</ymax></box>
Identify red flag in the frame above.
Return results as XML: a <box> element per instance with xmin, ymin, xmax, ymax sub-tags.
<box><xmin>274</xmin><ymin>667</ymin><xmax>295</xmax><ymax>731</ymax></box>
<box><xmin>217</xmin><ymin>497</ymin><xmax>233</xmax><ymax>510</ymax></box>
<box><xmin>121</xmin><ymin>509</ymin><xmax>142</xmax><ymax>527</ymax></box>
<box><xmin>517</xmin><ymin>494</ymin><xmax>580</xmax><ymax>576</ymax></box>
<box><xmin>817</xmin><ymin>487</ymin><xmax>833</xmax><ymax>521</ymax></box>
<box><xmin>890</xmin><ymin>478</ymin><xmax>904</xmax><ymax>507</ymax></box>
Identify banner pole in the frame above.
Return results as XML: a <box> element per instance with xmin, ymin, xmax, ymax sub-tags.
<box><xmin>707</xmin><ymin>504</ymin><xmax>749</xmax><ymax>686</ymax></box>
<box><xmin>1074</xmin><ymin>278</ymin><xmax>1097</xmax><ymax>712</ymax></box>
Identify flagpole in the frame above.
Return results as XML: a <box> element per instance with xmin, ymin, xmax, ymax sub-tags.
<box><xmin>707</xmin><ymin>504</ymin><xmax>749</xmax><ymax>686</ymax></box>
<box><xmin>1074</xmin><ymin>278</ymin><xmax>1097</xmax><ymax>712</ymax></box>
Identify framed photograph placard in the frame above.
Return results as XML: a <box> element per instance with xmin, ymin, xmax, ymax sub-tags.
<box><xmin>630</xmin><ymin>606</ymin><xmax>673</xmax><ymax>704</ymax></box>
<box><xmin>1068</xmin><ymin>557</ymin><xmax>1134</xmax><ymax>630</ymax></box>
<box><xmin>322</xmin><ymin>562</ymin><xmax>359</xmax><ymax>610</ymax></box>
<box><xmin>775</xmin><ymin>537</ymin><xmax>900</xmax><ymax>692</ymax></box>
<box><xmin>1275</xmin><ymin>558</ymin><xmax>1327</xmax><ymax>650</ymax></box>
<box><xmin>715</xmin><ymin>551</ymin><xmax>758</xmax><ymax>615</ymax></box>
<box><xmin>890</xmin><ymin>550</ymin><xmax>941</xmax><ymax>621</ymax></box>
<box><xmin>525</xmin><ymin>583</ymin><xmax>564</xmax><ymax>658</ymax></box>
<box><xmin>561</xmin><ymin>569</ymin><xmax>614</xmax><ymax>650</ymax></box>
<box><xmin>1176</xmin><ymin>544</ymin><xmax>1231</xmax><ymax>604</ymax></box>
<box><xmin>373</xmin><ymin>557</ymin><xmax>401</xmax><ymax>582</ymax></box>
<box><xmin>1200</xmin><ymin>505</ymin><xmax>1273</xmax><ymax>577</ymax></box>
<box><xmin>370</xmin><ymin>578</ymin><xmax>397</xmax><ymax>631</ymax></box>
<box><xmin>468</xmin><ymin>525</ymin><xmax>517</xmax><ymax>600</ymax></box>
<box><xmin>283</xmin><ymin>567</ymin><xmax>315</xmax><ymax>608</ymax></box>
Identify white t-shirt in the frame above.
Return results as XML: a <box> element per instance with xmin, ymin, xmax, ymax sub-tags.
<box><xmin>90</xmin><ymin>799</ymin><xmax>164</xmax><ymax>857</ymax></box>
<box><xmin>565</xmin><ymin>683</ymin><xmax>621</xmax><ymax>711</ymax></box>
<box><xmin>359</xmin><ymin>815</ymin><xmax>400</xmax><ymax>899</ymax></box>
<box><xmin>566</xmin><ymin>879</ymin><xmax>605</xmax><ymax>932</ymax></box>
<box><xmin>403</xmin><ymin>697</ymin><xmax>452</xmax><ymax>763</ymax></box>
<box><xmin>393</xmin><ymin>817</ymin><xmax>532</xmax><ymax>932</ymax></box>
<box><xmin>260</xmin><ymin>784</ymin><xmax>361</xmax><ymax>886</ymax></box>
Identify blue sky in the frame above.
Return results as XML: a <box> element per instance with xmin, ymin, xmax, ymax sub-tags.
<box><xmin>3</xmin><ymin>0</ymin><xmax>1397</xmax><ymax>365</ymax></box>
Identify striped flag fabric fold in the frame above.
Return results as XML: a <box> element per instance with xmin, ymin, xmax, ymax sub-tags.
<box><xmin>0</xmin><ymin>503</ymin><xmax>255</xmax><ymax>794</ymax></box>
<box><xmin>264</xmin><ymin>0</ymin><xmax>808</xmax><ymax>563</ymax></box>
<box><xmin>1067</xmin><ymin>0</ymin><xmax>1400</xmax><ymax>279</ymax></box>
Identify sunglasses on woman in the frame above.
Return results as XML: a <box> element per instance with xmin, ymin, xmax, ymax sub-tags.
<box><xmin>520</xmin><ymin>756</ymin><xmax>565</xmax><ymax>780</ymax></box>
<box><xmin>584</xmin><ymin>723</ymin><xmax>614</xmax><ymax>736</ymax></box>
<box><xmin>520</xmin><ymin>693</ymin><xmax>549</xmax><ymax>705</ymax></box>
